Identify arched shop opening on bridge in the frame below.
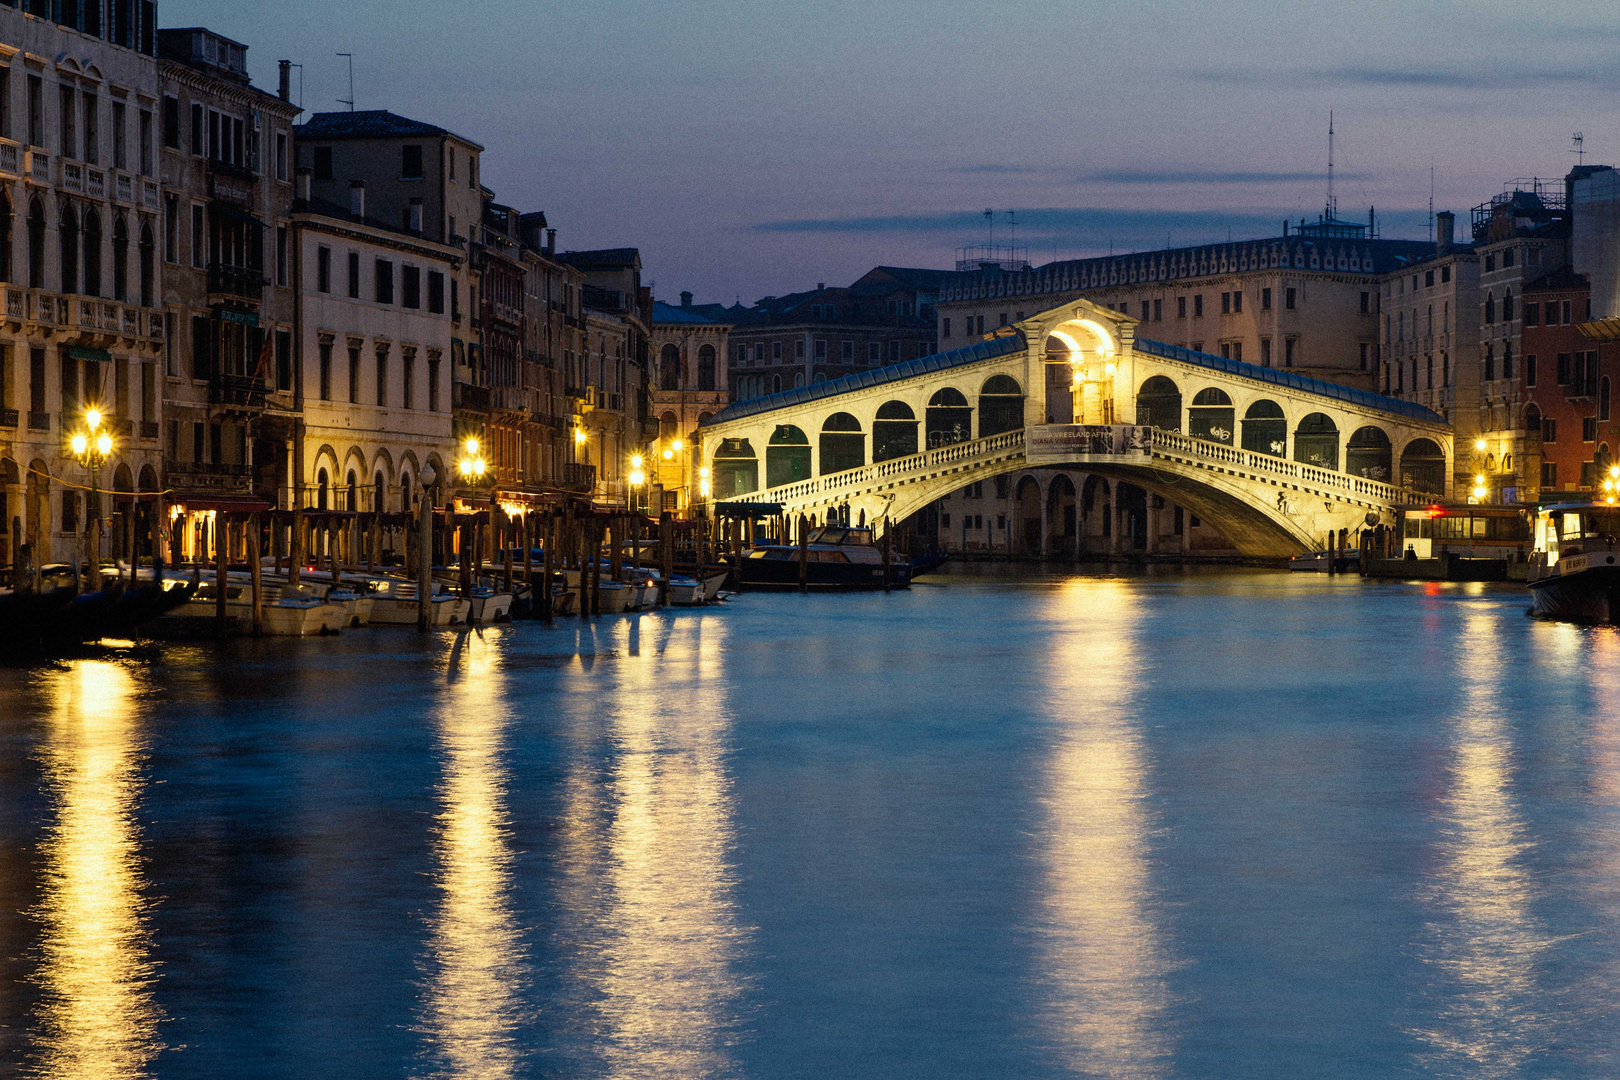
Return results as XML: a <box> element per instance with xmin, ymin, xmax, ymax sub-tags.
<box><xmin>712</xmin><ymin>438</ymin><xmax>758</xmax><ymax>499</ymax></box>
<box><xmin>873</xmin><ymin>401</ymin><xmax>918</xmax><ymax>462</ymax></box>
<box><xmin>1293</xmin><ymin>413</ymin><xmax>1340</xmax><ymax>470</ymax></box>
<box><xmin>766</xmin><ymin>425</ymin><xmax>811</xmax><ymax>488</ymax></box>
<box><xmin>1136</xmin><ymin>376</ymin><xmax>1182</xmax><ymax>431</ymax></box>
<box><xmin>1401</xmin><ymin>438</ymin><xmax>1447</xmax><ymax>494</ymax></box>
<box><xmin>926</xmin><ymin>388</ymin><xmax>973</xmax><ymax>448</ymax></box>
<box><xmin>1242</xmin><ymin>399</ymin><xmax>1287</xmax><ymax>456</ymax></box>
<box><xmin>1188</xmin><ymin>388</ymin><xmax>1235</xmax><ymax>445</ymax></box>
<box><xmin>1346</xmin><ymin>426</ymin><xmax>1393</xmax><ymax>481</ymax></box>
<box><xmin>820</xmin><ymin>413</ymin><xmax>864</xmax><ymax>475</ymax></box>
<box><xmin>978</xmin><ymin>375</ymin><xmax>1025</xmax><ymax>436</ymax></box>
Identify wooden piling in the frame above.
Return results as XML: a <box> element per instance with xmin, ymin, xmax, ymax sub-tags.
<box><xmin>417</xmin><ymin>495</ymin><xmax>433</xmax><ymax>631</ymax></box>
<box><xmin>882</xmin><ymin>515</ymin><xmax>892</xmax><ymax>592</ymax></box>
<box><xmin>542</xmin><ymin>513</ymin><xmax>555</xmax><ymax>622</ymax></box>
<box><xmin>798</xmin><ymin>513</ymin><xmax>809</xmax><ymax>593</ymax></box>
<box><xmin>215</xmin><ymin>514</ymin><xmax>228</xmax><ymax>634</ymax></box>
<box><xmin>249</xmin><ymin>512</ymin><xmax>264</xmax><ymax>637</ymax></box>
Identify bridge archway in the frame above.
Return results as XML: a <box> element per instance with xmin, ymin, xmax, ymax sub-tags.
<box><xmin>766</xmin><ymin>425</ymin><xmax>811</xmax><ymax>488</ymax></box>
<box><xmin>1346</xmin><ymin>426</ymin><xmax>1393</xmax><ymax>481</ymax></box>
<box><xmin>1294</xmin><ymin>412</ymin><xmax>1339</xmax><ymax>470</ymax></box>
<box><xmin>1242</xmin><ymin>399</ymin><xmax>1287</xmax><ymax>456</ymax></box>
<box><xmin>713</xmin><ymin>437</ymin><xmax>759</xmax><ymax>499</ymax></box>
<box><xmin>820</xmin><ymin>412</ymin><xmax>864</xmax><ymax>475</ymax></box>
<box><xmin>1400</xmin><ymin>437</ymin><xmax>1446</xmax><ymax>494</ymax></box>
<box><xmin>926</xmin><ymin>388</ymin><xmax>972</xmax><ymax>448</ymax></box>
<box><xmin>1046</xmin><ymin>472</ymin><xmax>1076</xmax><ymax>557</ymax></box>
<box><xmin>1015</xmin><ymin>475</ymin><xmax>1042</xmax><ymax>555</ymax></box>
<box><xmin>1137</xmin><ymin>376</ymin><xmax>1182</xmax><ymax>431</ymax></box>
<box><xmin>978</xmin><ymin>374</ymin><xmax>1024</xmax><ymax>437</ymax></box>
<box><xmin>873</xmin><ymin>401</ymin><xmax>918</xmax><ymax>462</ymax></box>
<box><xmin>1188</xmin><ymin>387</ymin><xmax>1235</xmax><ymax>445</ymax></box>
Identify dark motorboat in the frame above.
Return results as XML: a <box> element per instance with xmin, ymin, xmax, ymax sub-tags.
<box><xmin>1</xmin><ymin>565</ymin><xmax>196</xmax><ymax>655</ymax></box>
<box><xmin>1527</xmin><ymin>502</ymin><xmax>1620</xmax><ymax>623</ymax></box>
<box><xmin>736</xmin><ymin>526</ymin><xmax>916</xmax><ymax>590</ymax></box>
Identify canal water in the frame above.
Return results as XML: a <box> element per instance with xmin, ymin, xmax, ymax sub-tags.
<box><xmin>2</xmin><ymin>567</ymin><xmax>1619</xmax><ymax>1078</ymax></box>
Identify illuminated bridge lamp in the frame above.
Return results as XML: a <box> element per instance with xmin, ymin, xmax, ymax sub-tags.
<box><xmin>458</xmin><ymin>436</ymin><xmax>486</xmax><ymax>481</ymax></box>
<box><xmin>698</xmin><ymin>466</ymin><xmax>711</xmax><ymax>498</ymax></box>
<box><xmin>1472</xmin><ymin>474</ymin><xmax>1487</xmax><ymax>501</ymax></box>
<box><xmin>662</xmin><ymin>447</ymin><xmax>673</xmax><ymax>460</ymax></box>
<box><xmin>574</xmin><ymin>427</ymin><xmax>586</xmax><ymax>446</ymax></box>
<box><xmin>1474</xmin><ymin>438</ymin><xmax>1487</xmax><ymax>451</ymax></box>
<box><xmin>672</xmin><ymin>438</ymin><xmax>683</xmax><ymax>452</ymax></box>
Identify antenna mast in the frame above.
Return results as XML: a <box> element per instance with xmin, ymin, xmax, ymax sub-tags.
<box><xmin>337</xmin><ymin>52</ymin><xmax>355</xmax><ymax>111</ymax></box>
<box><xmin>1325</xmin><ymin>111</ymin><xmax>1336</xmax><ymax>220</ymax></box>
<box><xmin>1006</xmin><ymin>209</ymin><xmax>1016</xmax><ymax>255</ymax></box>
<box><xmin>1573</xmin><ymin>132</ymin><xmax>1586</xmax><ymax>165</ymax></box>
<box><xmin>1428</xmin><ymin>165</ymin><xmax>1435</xmax><ymax>232</ymax></box>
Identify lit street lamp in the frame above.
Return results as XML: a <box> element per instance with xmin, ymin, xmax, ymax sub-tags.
<box><xmin>1603</xmin><ymin>465</ymin><xmax>1620</xmax><ymax>504</ymax></box>
<box><xmin>457</xmin><ymin>436</ymin><xmax>487</xmax><ymax>486</ymax></box>
<box><xmin>69</xmin><ymin>408</ymin><xmax>115</xmax><ymax>592</ymax></box>
<box><xmin>629</xmin><ymin>453</ymin><xmax>645</xmax><ymax>512</ymax></box>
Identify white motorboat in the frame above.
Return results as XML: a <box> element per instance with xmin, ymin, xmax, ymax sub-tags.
<box><xmin>153</xmin><ymin>572</ymin><xmax>346</xmax><ymax>636</ymax></box>
<box><xmin>343</xmin><ymin>573</ymin><xmax>471</xmax><ymax>626</ymax></box>
<box><xmin>467</xmin><ymin>588</ymin><xmax>513</xmax><ymax>623</ymax></box>
<box><xmin>256</xmin><ymin>573</ymin><xmax>375</xmax><ymax>627</ymax></box>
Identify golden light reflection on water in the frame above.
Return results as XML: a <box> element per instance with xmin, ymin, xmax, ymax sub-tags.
<box><xmin>556</xmin><ymin>615</ymin><xmax>750</xmax><ymax>1078</ymax></box>
<box><xmin>1413</xmin><ymin>609</ymin><xmax>1554</xmax><ymax>1076</ymax></box>
<box><xmin>1033</xmin><ymin>580</ymin><xmax>1173</xmax><ymax>1078</ymax></box>
<box><xmin>30</xmin><ymin>660</ymin><xmax>164</xmax><ymax>1079</ymax></box>
<box><xmin>416</xmin><ymin>638</ymin><xmax>528</xmax><ymax>1078</ymax></box>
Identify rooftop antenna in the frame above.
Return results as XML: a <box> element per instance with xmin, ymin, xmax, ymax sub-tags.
<box><xmin>985</xmin><ymin>208</ymin><xmax>994</xmax><ymax>253</ymax></box>
<box><xmin>1428</xmin><ymin>164</ymin><xmax>1435</xmax><ymax>233</ymax></box>
<box><xmin>1325</xmin><ymin>110</ymin><xmax>1336</xmax><ymax>220</ymax></box>
<box><xmin>1005</xmin><ymin>209</ymin><xmax>1017</xmax><ymax>259</ymax></box>
<box><xmin>336</xmin><ymin>53</ymin><xmax>354</xmax><ymax>111</ymax></box>
<box><xmin>1573</xmin><ymin>132</ymin><xmax>1586</xmax><ymax>165</ymax></box>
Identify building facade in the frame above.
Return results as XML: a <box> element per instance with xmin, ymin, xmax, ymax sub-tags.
<box><xmin>650</xmin><ymin>291</ymin><xmax>729</xmax><ymax>514</ymax></box>
<box><xmin>936</xmin><ymin>224</ymin><xmax>1431</xmax><ymax>393</ymax></box>
<box><xmin>156</xmin><ymin>27</ymin><xmax>299</xmax><ymax>560</ymax></box>
<box><xmin>1</xmin><ymin>1</ymin><xmax>165</xmax><ymax>579</ymax></box>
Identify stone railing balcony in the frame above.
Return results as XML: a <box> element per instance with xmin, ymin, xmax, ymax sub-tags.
<box><xmin>207</xmin><ymin>263</ymin><xmax>266</xmax><ymax>300</ymax></box>
<box><xmin>139</xmin><ymin>420</ymin><xmax>159</xmax><ymax>440</ymax></box>
<box><xmin>0</xmin><ymin>139</ymin><xmax>19</xmax><ymax>177</ymax></box>
<box><xmin>28</xmin><ymin>410</ymin><xmax>50</xmax><ymax>431</ymax></box>
<box><xmin>114</xmin><ymin>171</ymin><xmax>134</xmax><ymax>203</ymax></box>
<box><xmin>86</xmin><ymin>166</ymin><xmax>106</xmax><ymax>199</ymax></box>
<box><xmin>27</xmin><ymin>148</ymin><xmax>50</xmax><ymax>182</ymax></box>
<box><xmin>142</xmin><ymin>178</ymin><xmax>159</xmax><ymax>208</ymax></box>
<box><xmin>453</xmin><ymin>382</ymin><xmax>490</xmax><ymax>412</ymax></box>
<box><xmin>0</xmin><ymin>284</ymin><xmax>26</xmax><ymax>320</ymax></box>
<box><xmin>61</xmin><ymin>159</ymin><xmax>83</xmax><ymax>192</ymax></box>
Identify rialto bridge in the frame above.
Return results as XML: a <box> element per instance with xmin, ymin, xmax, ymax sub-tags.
<box><xmin>695</xmin><ymin>298</ymin><xmax>1454</xmax><ymax>557</ymax></box>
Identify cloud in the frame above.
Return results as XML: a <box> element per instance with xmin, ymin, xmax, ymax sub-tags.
<box><xmin>756</xmin><ymin>206</ymin><xmax>1304</xmax><ymax>237</ymax></box>
<box><xmin>1194</xmin><ymin>61</ymin><xmax>1617</xmax><ymax>90</ymax></box>
<box><xmin>948</xmin><ymin>163</ymin><xmax>1040</xmax><ymax>175</ymax></box>
<box><xmin>1084</xmin><ymin>169</ymin><xmax>1371</xmax><ymax>185</ymax></box>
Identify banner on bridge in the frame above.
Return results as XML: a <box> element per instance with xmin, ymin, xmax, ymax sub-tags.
<box><xmin>1026</xmin><ymin>424</ymin><xmax>1152</xmax><ymax>463</ymax></box>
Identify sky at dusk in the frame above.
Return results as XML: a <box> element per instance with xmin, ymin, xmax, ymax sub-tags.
<box><xmin>170</xmin><ymin>0</ymin><xmax>1620</xmax><ymax>304</ymax></box>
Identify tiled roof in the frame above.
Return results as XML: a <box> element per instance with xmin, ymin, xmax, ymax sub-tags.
<box><xmin>557</xmin><ymin>248</ymin><xmax>640</xmax><ymax>269</ymax></box>
<box><xmin>1134</xmin><ymin>338</ymin><xmax>1444</xmax><ymax>423</ymax></box>
<box><xmin>708</xmin><ymin>334</ymin><xmax>1026</xmax><ymax>425</ymax></box>
<box><xmin>1524</xmin><ymin>265</ymin><xmax>1587</xmax><ymax>291</ymax></box>
<box><xmin>652</xmin><ymin>301</ymin><xmax>729</xmax><ymax>326</ymax></box>
<box><xmin>295</xmin><ymin>110</ymin><xmax>459</xmax><ymax>140</ymax></box>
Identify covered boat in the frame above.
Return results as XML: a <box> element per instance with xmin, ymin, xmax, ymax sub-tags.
<box><xmin>1527</xmin><ymin>501</ymin><xmax>1620</xmax><ymax>623</ymax></box>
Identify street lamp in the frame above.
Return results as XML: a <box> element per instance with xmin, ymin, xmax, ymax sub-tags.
<box><xmin>457</xmin><ymin>436</ymin><xmax>486</xmax><ymax>485</ymax></box>
<box><xmin>69</xmin><ymin>407</ymin><xmax>114</xmax><ymax>592</ymax></box>
<box><xmin>629</xmin><ymin>452</ymin><xmax>645</xmax><ymax>512</ymax></box>
<box><xmin>1604</xmin><ymin>465</ymin><xmax>1620</xmax><ymax>505</ymax></box>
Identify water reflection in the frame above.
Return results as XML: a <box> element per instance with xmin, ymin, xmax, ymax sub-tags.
<box><xmin>1412</xmin><ymin>609</ymin><xmax>1554</xmax><ymax>1076</ymax></box>
<box><xmin>30</xmin><ymin>660</ymin><xmax>164</xmax><ymax>1078</ymax></box>
<box><xmin>1033</xmin><ymin>581</ymin><xmax>1174</xmax><ymax>1077</ymax></box>
<box><xmin>555</xmin><ymin>615</ymin><xmax>751</xmax><ymax>1077</ymax></box>
<box><xmin>415</xmin><ymin>636</ymin><xmax>528</xmax><ymax>1077</ymax></box>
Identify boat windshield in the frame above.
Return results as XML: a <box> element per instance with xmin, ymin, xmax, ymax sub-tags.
<box><xmin>807</xmin><ymin>527</ymin><xmax>872</xmax><ymax>546</ymax></box>
<box><xmin>1557</xmin><ymin>510</ymin><xmax>1620</xmax><ymax>540</ymax></box>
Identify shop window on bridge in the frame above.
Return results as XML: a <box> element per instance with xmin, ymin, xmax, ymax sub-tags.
<box><xmin>712</xmin><ymin>437</ymin><xmax>758</xmax><ymax>498</ymax></box>
<box><xmin>873</xmin><ymin>400</ymin><xmax>918</xmax><ymax>462</ymax></box>
<box><xmin>926</xmin><ymin>387</ymin><xmax>972</xmax><ymax>448</ymax></box>
<box><xmin>1346</xmin><ymin>426</ymin><xmax>1392</xmax><ymax>481</ymax></box>
<box><xmin>820</xmin><ymin>412</ymin><xmax>864</xmax><ymax>475</ymax></box>
<box><xmin>978</xmin><ymin>374</ymin><xmax>1024</xmax><ymax>437</ymax></box>
<box><xmin>1293</xmin><ymin>413</ymin><xmax>1339</xmax><ymax>470</ymax></box>
<box><xmin>766</xmin><ymin>425</ymin><xmax>811</xmax><ymax>488</ymax></box>
<box><xmin>1241</xmin><ymin>399</ymin><xmax>1287</xmax><ymax>456</ymax></box>
<box><xmin>1400</xmin><ymin>438</ymin><xmax>1446</xmax><ymax>494</ymax></box>
<box><xmin>1187</xmin><ymin>387</ymin><xmax>1234</xmax><ymax>444</ymax></box>
<box><xmin>1136</xmin><ymin>376</ymin><xmax>1182</xmax><ymax>432</ymax></box>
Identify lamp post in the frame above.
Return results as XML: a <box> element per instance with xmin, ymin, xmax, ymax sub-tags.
<box><xmin>1602</xmin><ymin>465</ymin><xmax>1620</xmax><ymax>505</ymax></box>
<box><xmin>457</xmin><ymin>436</ymin><xmax>487</xmax><ymax>597</ymax></box>
<box><xmin>629</xmin><ymin>453</ymin><xmax>645</xmax><ymax>514</ymax></box>
<box><xmin>69</xmin><ymin>408</ymin><xmax>114</xmax><ymax>593</ymax></box>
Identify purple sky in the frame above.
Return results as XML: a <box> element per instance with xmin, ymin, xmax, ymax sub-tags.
<box><xmin>168</xmin><ymin>0</ymin><xmax>1620</xmax><ymax>305</ymax></box>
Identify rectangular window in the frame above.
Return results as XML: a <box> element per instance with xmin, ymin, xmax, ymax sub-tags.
<box><xmin>161</xmin><ymin>193</ymin><xmax>177</xmax><ymax>262</ymax></box>
<box><xmin>275</xmin><ymin>132</ymin><xmax>288</xmax><ymax>181</ymax></box>
<box><xmin>1261</xmin><ymin>287</ymin><xmax>1273</xmax><ymax>311</ymax></box>
<box><xmin>61</xmin><ymin>489</ymin><xmax>78</xmax><ymax>535</ymax></box>
<box><xmin>868</xmin><ymin>341</ymin><xmax>880</xmax><ymax>363</ymax></box>
<box><xmin>29</xmin><ymin>347</ymin><xmax>45</xmax><ymax>416</ymax></box>
<box><xmin>815</xmin><ymin>339</ymin><xmax>827</xmax><ymax>360</ymax></box>
<box><xmin>1193</xmin><ymin>294</ymin><xmax>1204</xmax><ymax>317</ymax></box>
<box><xmin>316</xmin><ymin>245</ymin><xmax>331</xmax><ymax>293</ymax></box>
<box><xmin>428</xmin><ymin>351</ymin><xmax>441</xmax><ymax>412</ymax></box>
<box><xmin>1359</xmin><ymin>343</ymin><xmax>1369</xmax><ymax>371</ymax></box>
<box><xmin>348</xmin><ymin>344</ymin><xmax>361</xmax><ymax>403</ymax></box>
<box><xmin>190</xmin><ymin>204</ymin><xmax>204</xmax><ymax>267</ymax></box>
<box><xmin>275</xmin><ymin>226</ymin><xmax>288</xmax><ymax>286</ymax></box>
<box><xmin>427</xmin><ymin>271</ymin><xmax>444</xmax><ymax>314</ymax></box>
<box><xmin>1542</xmin><ymin>461</ymin><xmax>1557</xmax><ymax>488</ymax></box>
<box><xmin>374</xmin><ymin>260</ymin><xmax>393</xmax><ymax>304</ymax></box>
<box><xmin>1543</xmin><ymin>417</ymin><xmax>1557</xmax><ymax>443</ymax></box>
<box><xmin>1141</xmin><ymin>300</ymin><xmax>1150</xmax><ymax>320</ymax></box>
<box><xmin>1557</xmin><ymin>352</ymin><xmax>1571</xmax><ymax>384</ymax></box>
<box><xmin>1441</xmin><ymin>265</ymin><xmax>1451</xmax><ymax>283</ymax></box>
<box><xmin>1154</xmin><ymin>299</ymin><xmax>1162</xmax><ymax>321</ymax></box>
<box><xmin>1584</xmin><ymin>416</ymin><xmax>1598</xmax><ymax>442</ymax></box>
<box><xmin>80</xmin><ymin>92</ymin><xmax>95</xmax><ymax>164</ymax></box>
<box><xmin>1562</xmin><ymin>300</ymin><xmax>1573</xmax><ymax>324</ymax></box>
<box><xmin>138</xmin><ymin>109</ymin><xmax>151</xmax><ymax>173</ymax></box>
<box><xmin>318</xmin><ymin>341</ymin><xmax>332</xmax><ymax>400</ymax></box>
<box><xmin>1360</xmin><ymin>291</ymin><xmax>1370</xmax><ymax>314</ymax></box>
<box><xmin>1526</xmin><ymin>354</ymin><xmax>1537</xmax><ymax>387</ymax></box>
<box><xmin>26</xmin><ymin>73</ymin><xmax>42</xmax><ymax>148</ymax></box>
<box><xmin>1504</xmin><ymin>248</ymin><xmax>1515</xmax><ymax>268</ymax></box>
<box><xmin>141</xmin><ymin>361</ymin><xmax>154</xmax><ymax>421</ymax></box>
<box><xmin>1260</xmin><ymin>337</ymin><xmax>1272</xmax><ymax>367</ymax></box>
<box><xmin>1284</xmin><ymin>337</ymin><xmax>1297</xmax><ymax>367</ymax></box>
<box><xmin>841</xmin><ymin>340</ymin><xmax>853</xmax><ymax>362</ymax></box>
<box><xmin>59</xmin><ymin>84</ymin><xmax>75</xmax><ymax>159</ymax></box>
<box><xmin>403</xmin><ymin>350</ymin><xmax>415</xmax><ymax>410</ymax></box>
<box><xmin>942</xmin><ymin>317</ymin><xmax>951</xmax><ymax>338</ymax></box>
<box><xmin>0</xmin><ymin>68</ymin><xmax>8</xmax><ymax>142</ymax></box>
<box><xmin>772</xmin><ymin>340</ymin><xmax>782</xmax><ymax>361</ymax></box>
<box><xmin>313</xmin><ymin>145</ymin><xmax>333</xmax><ymax>181</ymax></box>
<box><xmin>1285</xmin><ymin>287</ymin><xmax>1297</xmax><ymax>310</ymax></box>
<box><xmin>1177</xmin><ymin>296</ymin><xmax>1187</xmax><ymax>319</ymax></box>
<box><xmin>275</xmin><ymin>330</ymin><xmax>292</xmax><ymax>391</ymax></box>
<box><xmin>376</xmin><ymin>345</ymin><xmax>389</xmax><ymax>407</ymax></box>
<box><xmin>190</xmin><ymin>316</ymin><xmax>211</xmax><ymax>380</ymax></box>
<box><xmin>161</xmin><ymin>94</ymin><xmax>180</xmax><ymax>150</ymax></box>
<box><xmin>401</xmin><ymin>144</ymin><xmax>423</xmax><ymax>179</ymax></box>
<box><xmin>189</xmin><ymin>102</ymin><xmax>203</xmax><ymax>155</ymax></box>
<box><xmin>402</xmin><ymin>265</ymin><xmax>420</xmax><ymax>309</ymax></box>
<box><xmin>1524</xmin><ymin>302</ymin><xmax>1539</xmax><ymax>327</ymax></box>
<box><xmin>348</xmin><ymin>252</ymin><xmax>360</xmax><ymax>298</ymax></box>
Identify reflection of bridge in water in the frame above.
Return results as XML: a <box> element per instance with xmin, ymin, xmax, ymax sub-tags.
<box><xmin>697</xmin><ymin>298</ymin><xmax>1454</xmax><ymax>557</ymax></box>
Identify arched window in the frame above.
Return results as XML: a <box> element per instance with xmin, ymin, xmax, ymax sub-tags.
<box><xmin>1293</xmin><ymin>413</ymin><xmax>1340</xmax><ymax>470</ymax></box>
<box><xmin>59</xmin><ymin>201</ymin><xmax>79</xmax><ymax>294</ymax></box>
<box><xmin>771</xmin><ymin>373</ymin><xmax>781</xmax><ymax>394</ymax></box>
<box><xmin>1346</xmin><ymin>426</ymin><xmax>1393</xmax><ymax>481</ymax></box>
<box><xmin>400</xmin><ymin>470</ymin><xmax>413</xmax><ymax>508</ymax></box>
<box><xmin>317</xmin><ymin>468</ymin><xmax>330</xmax><ymax>510</ymax></box>
<box><xmin>346</xmin><ymin>470</ymin><xmax>358</xmax><ymax>513</ymax></box>
<box><xmin>82</xmin><ymin>208</ymin><xmax>102</xmax><ymax>297</ymax></box>
<box><xmin>1188</xmin><ymin>387</ymin><xmax>1234</xmax><ymax>444</ymax></box>
<box><xmin>1136</xmin><ymin>375</ymin><xmax>1182</xmax><ymax>431</ymax></box>
<box><xmin>698</xmin><ymin>344</ymin><xmax>716</xmax><ymax>391</ymax></box>
<box><xmin>1524</xmin><ymin>403</ymin><xmax>1541</xmax><ymax>435</ymax></box>
<box><xmin>1241</xmin><ymin>399</ymin><xmax>1287</xmax><ymax>456</ymax></box>
<box><xmin>1400</xmin><ymin>438</ymin><xmax>1446</xmax><ymax>494</ymax></box>
<box><xmin>1502</xmin><ymin>288</ymin><xmax>1513</xmax><ymax>322</ymax></box>
<box><xmin>1502</xmin><ymin>342</ymin><xmax>1513</xmax><ymax>380</ymax></box>
<box><xmin>712</xmin><ymin>437</ymin><xmax>759</xmax><ymax>498</ymax></box>
<box><xmin>27</xmin><ymin>198</ymin><xmax>45</xmax><ymax>289</ymax></box>
<box><xmin>139</xmin><ymin>218</ymin><xmax>155</xmax><ymax>307</ymax></box>
<box><xmin>112</xmin><ymin>213</ymin><xmax>128</xmax><ymax>301</ymax></box>
<box><xmin>765</xmin><ymin>425</ymin><xmax>811</xmax><ymax>488</ymax></box>
<box><xmin>659</xmin><ymin>343</ymin><xmax>680</xmax><ymax>391</ymax></box>
<box><xmin>374</xmin><ymin>471</ymin><xmax>386</xmax><ymax>513</ymax></box>
<box><xmin>1484</xmin><ymin>344</ymin><xmax>1495</xmax><ymax>382</ymax></box>
<box><xmin>819</xmin><ymin>412</ymin><xmax>864</xmax><ymax>475</ymax></box>
<box><xmin>873</xmin><ymin>400</ymin><xmax>918</xmax><ymax>461</ymax></box>
<box><xmin>926</xmin><ymin>387</ymin><xmax>972</xmax><ymax>447</ymax></box>
<box><xmin>978</xmin><ymin>374</ymin><xmax>1024</xmax><ymax>436</ymax></box>
<box><xmin>1484</xmin><ymin>291</ymin><xmax>1495</xmax><ymax>324</ymax></box>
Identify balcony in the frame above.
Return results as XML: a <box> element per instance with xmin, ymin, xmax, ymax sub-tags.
<box><xmin>0</xmin><ymin>139</ymin><xmax>19</xmax><ymax>178</ymax></box>
<box><xmin>560</xmin><ymin>462</ymin><xmax>596</xmax><ymax>493</ymax></box>
<box><xmin>142</xmin><ymin>178</ymin><xmax>160</xmax><ymax>208</ymax></box>
<box><xmin>61</xmin><ymin>159</ymin><xmax>83</xmax><ymax>192</ymax></box>
<box><xmin>209</xmin><ymin>373</ymin><xmax>268</xmax><ymax>410</ymax></box>
<box><xmin>26</xmin><ymin>148</ymin><xmax>49</xmax><ymax>183</ymax></box>
<box><xmin>208</xmin><ymin>263</ymin><xmax>266</xmax><ymax>300</ymax></box>
<box><xmin>0</xmin><ymin>284</ymin><xmax>26</xmax><ymax>320</ymax></box>
<box><xmin>0</xmin><ymin>407</ymin><xmax>17</xmax><ymax>428</ymax></box>
<box><xmin>453</xmin><ymin>382</ymin><xmax>491</xmax><ymax>412</ymax></box>
<box><xmin>86</xmin><ymin>167</ymin><xmax>106</xmax><ymax>199</ymax></box>
<box><xmin>166</xmin><ymin>459</ymin><xmax>251</xmax><ymax>494</ymax></box>
<box><xmin>114</xmin><ymin>171</ymin><xmax>134</xmax><ymax>203</ymax></box>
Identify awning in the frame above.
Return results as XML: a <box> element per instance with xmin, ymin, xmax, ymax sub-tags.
<box><xmin>171</xmin><ymin>495</ymin><xmax>273</xmax><ymax>513</ymax></box>
<box><xmin>715</xmin><ymin>500</ymin><xmax>783</xmax><ymax>518</ymax></box>
<box><xmin>68</xmin><ymin>345</ymin><xmax>112</xmax><ymax>363</ymax></box>
<box><xmin>1578</xmin><ymin>317</ymin><xmax>1620</xmax><ymax>342</ymax></box>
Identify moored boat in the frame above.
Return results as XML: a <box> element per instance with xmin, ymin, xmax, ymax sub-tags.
<box><xmin>1527</xmin><ymin>501</ymin><xmax>1620</xmax><ymax>623</ymax></box>
<box><xmin>736</xmin><ymin>527</ymin><xmax>912</xmax><ymax>590</ymax></box>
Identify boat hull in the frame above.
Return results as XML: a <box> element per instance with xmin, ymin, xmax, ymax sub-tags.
<box><xmin>737</xmin><ymin>555</ymin><xmax>911</xmax><ymax>590</ymax></box>
<box><xmin>1529</xmin><ymin>564</ymin><xmax>1620</xmax><ymax>624</ymax></box>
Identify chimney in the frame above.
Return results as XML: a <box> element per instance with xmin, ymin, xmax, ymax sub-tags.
<box><xmin>1436</xmin><ymin>210</ymin><xmax>1455</xmax><ymax>254</ymax></box>
<box><xmin>295</xmin><ymin>166</ymin><xmax>311</xmax><ymax>203</ymax></box>
<box><xmin>544</xmin><ymin>228</ymin><xmax>556</xmax><ymax>256</ymax></box>
<box><xmin>817</xmin><ymin>282</ymin><xmax>825</xmax><ymax>291</ymax></box>
<box><xmin>278</xmin><ymin>60</ymin><xmax>292</xmax><ymax>102</ymax></box>
<box><xmin>680</xmin><ymin>290</ymin><xmax>692</xmax><ymax>308</ymax></box>
<box><xmin>349</xmin><ymin>180</ymin><xmax>365</xmax><ymax>220</ymax></box>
